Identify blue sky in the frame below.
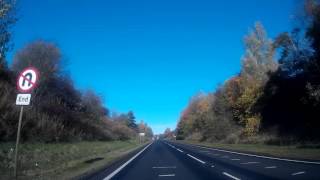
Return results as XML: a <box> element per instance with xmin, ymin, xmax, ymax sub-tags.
<box><xmin>8</xmin><ymin>0</ymin><xmax>296</xmax><ymax>134</ymax></box>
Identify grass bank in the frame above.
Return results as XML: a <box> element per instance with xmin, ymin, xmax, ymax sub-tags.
<box><xmin>0</xmin><ymin>140</ymin><xmax>145</xmax><ymax>180</ymax></box>
<box><xmin>177</xmin><ymin>140</ymin><xmax>320</xmax><ymax>161</ymax></box>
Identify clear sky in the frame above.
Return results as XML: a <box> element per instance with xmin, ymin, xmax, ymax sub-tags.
<box><xmin>8</xmin><ymin>0</ymin><xmax>296</xmax><ymax>134</ymax></box>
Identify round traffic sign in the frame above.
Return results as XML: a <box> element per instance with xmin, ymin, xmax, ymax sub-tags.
<box><xmin>17</xmin><ymin>67</ymin><xmax>39</xmax><ymax>93</ymax></box>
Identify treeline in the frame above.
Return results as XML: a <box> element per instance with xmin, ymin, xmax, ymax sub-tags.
<box><xmin>0</xmin><ymin>1</ymin><xmax>153</xmax><ymax>142</ymax></box>
<box><xmin>176</xmin><ymin>0</ymin><xmax>320</xmax><ymax>144</ymax></box>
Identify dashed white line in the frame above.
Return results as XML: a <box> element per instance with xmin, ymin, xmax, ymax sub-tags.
<box><xmin>152</xmin><ymin>166</ymin><xmax>176</xmax><ymax>169</ymax></box>
<box><xmin>211</xmin><ymin>165</ymin><xmax>215</xmax><ymax>168</ymax></box>
<box><xmin>222</xmin><ymin>172</ymin><xmax>241</xmax><ymax>180</ymax></box>
<box><xmin>264</xmin><ymin>166</ymin><xmax>277</xmax><ymax>169</ymax></box>
<box><xmin>240</xmin><ymin>162</ymin><xmax>260</xmax><ymax>165</ymax></box>
<box><xmin>187</xmin><ymin>154</ymin><xmax>206</xmax><ymax>164</ymax></box>
<box><xmin>292</xmin><ymin>171</ymin><xmax>305</xmax><ymax>176</ymax></box>
<box><xmin>103</xmin><ymin>143</ymin><xmax>152</xmax><ymax>180</ymax></box>
<box><xmin>159</xmin><ymin>174</ymin><xmax>175</xmax><ymax>177</ymax></box>
<box><xmin>176</xmin><ymin>148</ymin><xmax>184</xmax><ymax>153</ymax></box>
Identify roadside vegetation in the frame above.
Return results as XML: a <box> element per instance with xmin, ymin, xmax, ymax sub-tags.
<box><xmin>0</xmin><ymin>1</ymin><xmax>153</xmax><ymax>179</ymax></box>
<box><xmin>0</xmin><ymin>140</ymin><xmax>145</xmax><ymax>179</ymax></box>
<box><xmin>174</xmin><ymin>0</ymin><xmax>320</xmax><ymax>147</ymax></box>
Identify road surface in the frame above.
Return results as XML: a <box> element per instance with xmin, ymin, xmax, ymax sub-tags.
<box><xmin>88</xmin><ymin>140</ymin><xmax>320</xmax><ymax>180</ymax></box>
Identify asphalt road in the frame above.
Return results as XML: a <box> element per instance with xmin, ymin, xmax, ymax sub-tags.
<box><xmin>88</xmin><ymin>140</ymin><xmax>320</xmax><ymax>180</ymax></box>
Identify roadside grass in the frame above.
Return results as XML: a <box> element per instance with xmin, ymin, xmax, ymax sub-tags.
<box><xmin>177</xmin><ymin>140</ymin><xmax>320</xmax><ymax>161</ymax></box>
<box><xmin>0</xmin><ymin>140</ymin><xmax>145</xmax><ymax>180</ymax></box>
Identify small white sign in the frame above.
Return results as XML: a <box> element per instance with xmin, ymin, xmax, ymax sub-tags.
<box><xmin>139</xmin><ymin>133</ymin><xmax>145</xmax><ymax>136</ymax></box>
<box><xmin>16</xmin><ymin>94</ymin><xmax>31</xmax><ymax>106</ymax></box>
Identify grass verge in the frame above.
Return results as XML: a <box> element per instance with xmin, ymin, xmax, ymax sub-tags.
<box><xmin>177</xmin><ymin>140</ymin><xmax>320</xmax><ymax>161</ymax></box>
<box><xmin>0</xmin><ymin>140</ymin><xmax>145</xmax><ymax>180</ymax></box>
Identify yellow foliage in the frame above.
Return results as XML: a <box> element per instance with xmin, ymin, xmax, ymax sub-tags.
<box><xmin>243</xmin><ymin>115</ymin><xmax>261</xmax><ymax>136</ymax></box>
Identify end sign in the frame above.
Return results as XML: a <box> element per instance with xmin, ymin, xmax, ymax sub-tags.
<box><xmin>16</xmin><ymin>94</ymin><xmax>31</xmax><ymax>106</ymax></box>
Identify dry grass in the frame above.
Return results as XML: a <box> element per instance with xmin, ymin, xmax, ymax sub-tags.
<box><xmin>0</xmin><ymin>140</ymin><xmax>144</xmax><ymax>180</ymax></box>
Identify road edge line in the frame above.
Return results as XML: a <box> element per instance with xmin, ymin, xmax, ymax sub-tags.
<box><xmin>103</xmin><ymin>142</ymin><xmax>152</xmax><ymax>180</ymax></box>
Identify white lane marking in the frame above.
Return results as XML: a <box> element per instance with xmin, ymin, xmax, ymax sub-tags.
<box><xmin>103</xmin><ymin>143</ymin><xmax>152</xmax><ymax>180</ymax></box>
<box><xmin>211</xmin><ymin>165</ymin><xmax>215</xmax><ymax>168</ymax></box>
<box><xmin>187</xmin><ymin>154</ymin><xmax>206</xmax><ymax>164</ymax></box>
<box><xmin>265</xmin><ymin>166</ymin><xmax>277</xmax><ymax>169</ymax></box>
<box><xmin>292</xmin><ymin>171</ymin><xmax>305</xmax><ymax>176</ymax></box>
<box><xmin>152</xmin><ymin>166</ymin><xmax>176</xmax><ymax>169</ymax></box>
<box><xmin>159</xmin><ymin>174</ymin><xmax>175</xmax><ymax>177</ymax></box>
<box><xmin>231</xmin><ymin>159</ymin><xmax>240</xmax><ymax>161</ymax></box>
<box><xmin>176</xmin><ymin>148</ymin><xmax>184</xmax><ymax>153</ymax></box>
<box><xmin>212</xmin><ymin>153</ymin><xmax>220</xmax><ymax>156</ymax></box>
<box><xmin>222</xmin><ymin>172</ymin><xmax>241</xmax><ymax>180</ymax></box>
<box><xmin>241</xmin><ymin>162</ymin><xmax>260</xmax><ymax>165</ymax></box>
<box><xmin>194</xmin><ymin>145</ymin><xmax>320</xmax><ymax>165</ymax></box>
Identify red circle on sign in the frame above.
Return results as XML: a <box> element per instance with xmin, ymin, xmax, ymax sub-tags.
<box><xmin>16</xmin><ymin>67</ymin><xmax>39</xmax><ymax>93</ymax></box>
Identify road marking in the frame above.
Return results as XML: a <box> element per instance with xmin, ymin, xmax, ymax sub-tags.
<box><xmin>211</xmin><ymin>165</ymin><xmax>215</xmax><ymax>167</ymax></box>
<box><xmin>176</xmin><ymin>148</ymin><xmax>184</xmax><ymax>153</ymax></box>
<box><xmin>231</xmin><ymin>159</ymin><xmax>240</xmax><ymax>161</ymax></box>
<box><xmin>187</xmin><ymin>154</ymin><xmax>206</xmax><ymax>164</ymax></box>
<box><xmin>159</xmin><ymin>174</ymin><xmax>175</xmax><ymax>177</ymax></box>
<box><xmin>292</xmin><ymin>171</ymin><xmax>305</xmax><ymax>176</ymax></box>
<box><xmin>194</xmin><ymin>145</ymin><xmax>320</xmax><ymax>165</ymax></box>
<box><xmin>103</xmin><ymin>143</ymin><xmax>152</xmax><ymax>180</ymax></box>
<box><xmin>222</xmin><ymin>172</ymin><xmax>241</xmax><ymax>180</ymax></box>
<box><xmin>212</xmin><ymin>153</ymin><xmax>220</xmax><ymax>156</ymax></box>
<box><xmin>265</xmin><ymin>166</ymin><xmax>277</xmax><ymax>169</ymax></box>
<box><xmin>152</xmin><ymin>166</ymin><xmax>176</xmax><ymax>169</ymax></box>
<box><xmin>241</xmin><ymin>162</ymin><xmax>259</xmax><ymax>165</ymax></box>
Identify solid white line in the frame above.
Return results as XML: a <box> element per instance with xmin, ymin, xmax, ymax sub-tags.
<box><xmin>187</xmin><ymin>154</ymin><xmax>206</xmax><ymax>164</ymax></box>
<box><xmin>292</xmin><ymin>171</ymin><xmax>305</xmax><ymax>176</ymax></box>
<box><xmin>222</xmin><ymin>172</ymin><xmax>241</xmax><ymax>180</ymax></box>
<box><xmin>152</xmin><ymin>166</ymin><xmax>176</xmax><ymax>169</ymax></box>
<box><xmin>176</xmin><ymin>148</ymin><xmax>184</xmax><ymax>153</ymax></box>
<box><xmin>231</xmin><ymin>159</ymin><xmax>240</xmax><ymax>161</ymax></box>
<box><xmin>103</xmin><ymin>143</ymin><xmax>152</xmax><ymax>180</ymax></box>
<box><xmin>159</xmin><ymin>174</ymin><xmax>175</xmax><ymax>177</ymax></box>
<box><xmin>194</xmin><ymin>145</ymin><xmax>320</xmax><ymax>165</ymax></box>
<box><xmin>241</xmin><ymin>162</ymin><xmax>260</xmax><ymax>165</ymax></box>
<box><xmin>265</xmin><ymin>166</ymin><xmax>277</xmax><ymax>169</ymax></box>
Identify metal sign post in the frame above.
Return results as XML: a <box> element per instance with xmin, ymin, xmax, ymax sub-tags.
<box><xmin>14</xmin><ymin>67</ymin><xmax>39</xmax><ymax>179</ymax></box>
<box><xmin>14</xmin><ymin>106</ymin><xmax>24</xmax><ymax>179</ymax></box>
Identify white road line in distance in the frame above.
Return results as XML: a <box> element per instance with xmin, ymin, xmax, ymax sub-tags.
<box><xmin>222</xmin><ymin>172</ymin><xmax>241</xmax><ymax>180</ymax></box>
<box><xmin>194</xmin><ymin>145</ymin><xmax>320</xmax><ymax>165</ymax></box>
<box><xmin>159</xmin><ymin>174</ymin><xmax>175</xmax><ymax>177</ymax></box>
<box><xmin>292</xmin><ymin>171</ymin><xmax>306</xmax><ymax>176</ymax></box>
<box><xmin>176</xmin><ymin>148</ymin><xmax>184</xmax><ymax>153</ymax></box>
<box><xmin>211</xmin><ymin>165</ymin><xmax>215</xmax><ymax>168</ymax></box>
<box><xmin>103</xmin><ymin>143</ymin><xmax>152</xmax><ymax>180</ymax></box>
<box><xmin>265</xmin><ymin>166</ymin><xmax>277</xmax><ymax>169</ymax></box>
<box><xmin>187</xmin><ymin>154</ymin><xmax>206</xmax><ymax>164</ymax></box>
<box><xmin>241</xmin><ymin>162</ymin><xmax>260</xmax><ymax>165</ymax></box>
<box><xmin>152</xmin><ymin>166</ymin><xmax>176</xmax><ymax>169</ymax></box>
<box><xmin>231</xmin><ymin>159</ymin><xmax>240</xmax><ymax>161</ymax></box>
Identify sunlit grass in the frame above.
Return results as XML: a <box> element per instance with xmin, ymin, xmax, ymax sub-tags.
<box><xmin>0</xmin><ymin>140</ymin><xmax>144</xmax><ymax>179</ymax></box>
